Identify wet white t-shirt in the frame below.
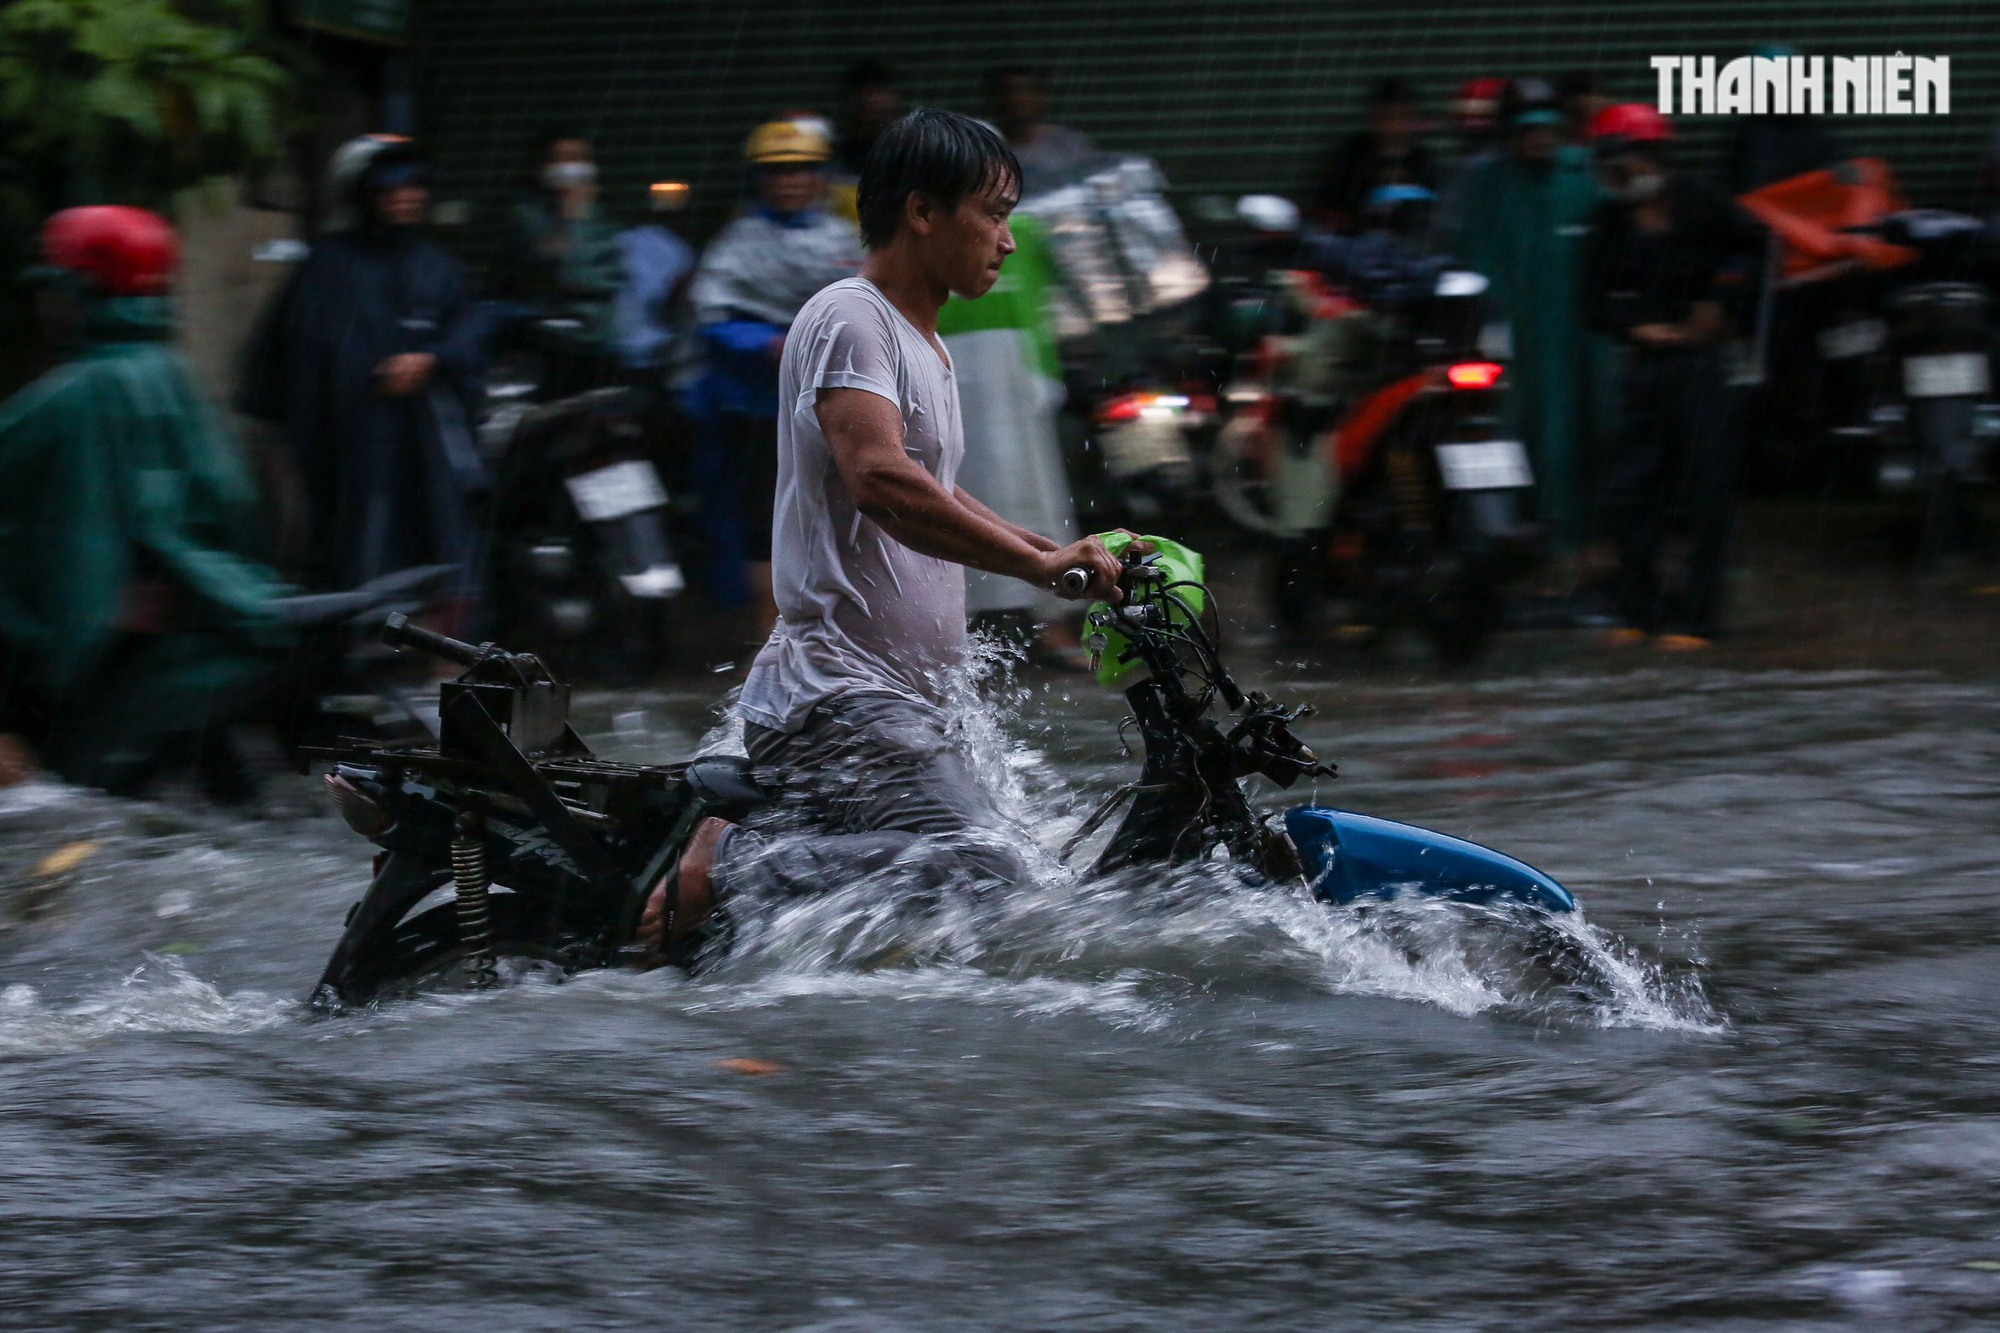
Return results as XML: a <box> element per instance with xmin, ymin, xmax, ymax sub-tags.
<box><xmin>737</xmin><ymin>277</ymin><xmax>967</xmax><ymax>733</ymax></box>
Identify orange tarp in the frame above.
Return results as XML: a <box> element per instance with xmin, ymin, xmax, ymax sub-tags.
<box><xmin>1736</xmin><ymin>158</ymin><xmax>1917</xmax><ymax>281</ymax></box>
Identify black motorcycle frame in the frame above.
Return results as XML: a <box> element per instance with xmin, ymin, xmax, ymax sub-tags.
<box><xmin>310</xmin><ymin>557</ymin><xmax>1332</xmax><ymax>1009</ymax></box>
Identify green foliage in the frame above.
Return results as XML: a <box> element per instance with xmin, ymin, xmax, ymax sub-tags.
<box><xmin>0</xmin><ymin>0</ymin><xmax>295</xmax><ymax>204</ymax></box>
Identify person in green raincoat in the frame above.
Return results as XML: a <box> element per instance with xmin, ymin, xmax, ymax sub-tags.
<box><xmin>1441</xmin><ymin>78</ymin><xmax>1603</xmax><ymax>552</ymax></box>
<box><xmin>0</xmin><ymin>207</ymin><xmax>289</xmax><ymax>797</ymax></box>
<box><xmin>935</xmin><ymin>209</ymin><xmax>1083</xmax><ymax>664</ymax></box>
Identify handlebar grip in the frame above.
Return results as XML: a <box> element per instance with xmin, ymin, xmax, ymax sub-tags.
<box><xmin>382</xmin><ymin>612</ymin><xmax>486</xmax><ymax>668</ymax></box>
<box><xmin>1060</xmin><ymin>567</ymin><xmax>1093</xmax><ymax>596</ymax></box>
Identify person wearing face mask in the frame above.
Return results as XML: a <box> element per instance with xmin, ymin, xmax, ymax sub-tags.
<box><xmin>240</xmin><ymin>136</ymin><xmax>489</xmax><ymax>644</ymax></box>
<box><xmin>1583</xmin><ymin>104</ymin><xmax>1764</xmax><ymax>650</ymax></box>
<box><xmin>502</xmin><ymin>129</ymin><xmax>626</xmax><ymax>392</ymax></box>
<box><xmin>1439</xmin><ymin>77</ymin><xmax>1602</xmax><ymax>557</ymax></box>
<box><xmin>685</xmin><ymin>120</ymin><xmax>863</xmax><ymax>638</ymax></box>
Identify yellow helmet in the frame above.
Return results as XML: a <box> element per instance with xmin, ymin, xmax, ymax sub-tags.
<box><xmin>745</xmin><ymin>119</ymin><xmax>830</xmax><ymax>166</ymax></box>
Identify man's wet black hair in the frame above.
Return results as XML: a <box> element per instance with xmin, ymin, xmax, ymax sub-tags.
<box><xmin>856</xmin><ymin>107</ymin><xmax>1021</xmax><ymax>250</ymax></box>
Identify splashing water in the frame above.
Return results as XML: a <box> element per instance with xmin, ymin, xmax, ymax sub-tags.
<box><xmin>672</xmin><ymin>637</ymin><xmax>1719</xmax><ymax>1033</ymax></box>
<box><xmin>0</xmin><ymin>955</ymin><xmax>294</xmax><ymax>1057</ymax></box>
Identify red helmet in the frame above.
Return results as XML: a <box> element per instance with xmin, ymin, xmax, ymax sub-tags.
<box><xmin>1589</xmin><ymin>103</ymin><xmax>1675</xmax><ymax>148</ymax></box>
<box><xmin>40</xmin><ymin>206</ymin><xmax>179</xmax><ymax>296</ymax></box>
<box><xmin>1453</xmin><ymin>77</ymin><xmax>1508</xmax><ymax>128</ymax></box>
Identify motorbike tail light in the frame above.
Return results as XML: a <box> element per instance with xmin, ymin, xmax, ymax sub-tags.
<box><xmin>1102</xmin><ymin>393</ymin><xmax>1189</xmax><ymax>425</ymax></box>
<box><xmin>1446</xmin><ymin>362</ymin><xmax>1504</xmax><ymax>390</ymax></box>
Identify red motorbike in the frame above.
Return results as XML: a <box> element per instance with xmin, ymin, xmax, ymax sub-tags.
<box><xmin>1212</xmin><ymin>261</ymin><xmax>1538</xmax><ymax>662</ymax></box>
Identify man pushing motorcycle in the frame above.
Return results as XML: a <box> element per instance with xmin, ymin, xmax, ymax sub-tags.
<box><xmin>637</xmin><ymin>108</ymin><xmax>1125</xmax><ymax>957</ymax></box>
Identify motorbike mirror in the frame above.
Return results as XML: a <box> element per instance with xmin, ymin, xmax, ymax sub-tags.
<box><xmin>1435</xmin><ymin>270</ymin><xmax>1489</xmax><ymax>298</ymax></box>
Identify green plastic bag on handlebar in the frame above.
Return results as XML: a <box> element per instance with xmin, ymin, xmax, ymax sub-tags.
<box><xmin>1085</xmin><ymin>532</ymin><xmax>1206</xmax><ymax>690</ymax></box>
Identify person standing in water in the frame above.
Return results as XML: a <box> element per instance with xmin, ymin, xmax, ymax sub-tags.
<box><xmin>639</xmin><ymin>109</ymin><xmax>1123</xmax><ymax>955</ymax></box>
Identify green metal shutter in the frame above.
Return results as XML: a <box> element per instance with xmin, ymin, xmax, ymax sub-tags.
<box><xmin>410</xmin><ymin>0</ymin><xmax>2000</xmax><ymax>256</ymax></box>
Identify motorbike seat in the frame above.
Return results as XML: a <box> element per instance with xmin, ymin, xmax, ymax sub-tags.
<box><xmin>684</xmin><ymin>754</ymin><xmax>769</xmax><ymax>806</ymax></box>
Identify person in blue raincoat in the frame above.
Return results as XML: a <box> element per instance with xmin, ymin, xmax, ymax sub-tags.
<box><xmin>684</xmin><ymin>120</ymin><xmax>862</xmax><ymax>636</ymax></box>
<box><xmin>241</xmin><ymin>136</ymin><xmax>489</xmax><ymax>638</ymax></box>
<box><xmin>0</xmin><ymin>207</ymin><xmax>290</xmax><ymax>797</ymax></box>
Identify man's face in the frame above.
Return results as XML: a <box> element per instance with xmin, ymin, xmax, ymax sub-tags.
<box><xmin>758</xmin><ymin>164</ymin><xmax>825</xmax><ymax>214</ymax></box>
<box><xmin>1598</xmin><ymin>150</ymin><xmax>1667</xmax><ymax>203</ymax></box>
<box><xmin>375</xmin><ymin>185</ymin><xmax>429</xmax><ymax>227</ymax></box>
<box><xmin>915</xmin><ymin>178</ymin><xmax>1019</xmax><ymax>299</ymax></box>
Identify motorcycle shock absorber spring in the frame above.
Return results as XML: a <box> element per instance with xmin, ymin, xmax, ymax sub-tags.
<box><xmin>1387</xmin><ymin>447</ymin><xmax>1433</xmax><ymax>536</ymax></box>
<box><xmin>451</xmin><ymin>812</ymin><xmax>497</xmax><ymax>990</ymax></box>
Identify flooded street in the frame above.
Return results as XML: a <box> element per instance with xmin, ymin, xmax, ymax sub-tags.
<box><xmin>4</xmin><ymin>659</ymin><xmax>2000</xmax><ymax>1328</ymax></box>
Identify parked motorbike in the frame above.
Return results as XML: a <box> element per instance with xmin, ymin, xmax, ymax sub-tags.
<box><xmin>1211</xmin><ymin>205</ymin><xmax>1536</xmax><ymax>661</ymax></box>
<box><xmin>480</xmin><ymin>316</ymin><xmax>687</xmax><ymax>681</ymax></box>
<box><xmin>1738</xmin><ymin>164</ymin><xmax>1999</xmax><ymax>554</ymax></box>
<box><xmin>1868</xmin><ymin>212</ymin><xmax>1995</xmax><ymax>558</ymax></box>
<box><xmin>307</xmin><ymin>541</ymin><xmax>1576</xmax><ymax>1010</ymax></box>
<box><xmin>1026</xmin><ymin>158</ymin><xmax>1218</xmax><ymax>526</ymax></box>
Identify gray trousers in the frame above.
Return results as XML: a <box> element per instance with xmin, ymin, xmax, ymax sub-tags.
<box><xmin>712</xmin><ymin>692</ymin><xmax>1026</xmax><ymax>900</ymax></box>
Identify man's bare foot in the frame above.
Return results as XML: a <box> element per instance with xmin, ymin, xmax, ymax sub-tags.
<box><xmin>637</xmin><ymin>816</ymin><xmax>733</xmax><ymax>964</ymax></box>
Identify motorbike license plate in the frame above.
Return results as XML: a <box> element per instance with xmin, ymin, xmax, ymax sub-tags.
<box><xmin>565</xmin><ymin>460</ymin><xmax>668</xmax><ymax>522</ymax></box>
<box><xmin>1903</xmin><ymin>353</ymin><xmax>1991</xmax><ymax>399</ymax></box>
<box><xmin>1435</xmin><ymin>440</ymin><xmax>1533</xmax><ymax>491</ymax></box>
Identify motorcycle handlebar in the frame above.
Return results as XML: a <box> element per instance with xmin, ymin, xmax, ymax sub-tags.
<box><xmin>382</xmin><ymin>612</ymin><xmax>485</xmax><ymax>668</ymax></box>
<box><xmin>1060</xmin><ymin>567</ymin><xmax>1094</xmax><ymax>596</ymax></box>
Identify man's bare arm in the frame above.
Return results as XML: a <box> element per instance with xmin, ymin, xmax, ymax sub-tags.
<box><xmin>817</xmin><ymin>387</ymin><xmax>1118</xmax><ymax>598</ymax></box>
<box><xmin>954</xmin><ymin>486</ymin><xmax>1061</xmax><ymax>554</ymax></box>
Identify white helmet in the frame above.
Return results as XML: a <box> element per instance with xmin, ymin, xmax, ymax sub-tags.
<box><xmin>322</xmin><ymin>134</ymin><xmax>414</xmax><ymax>233</ymax></box>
